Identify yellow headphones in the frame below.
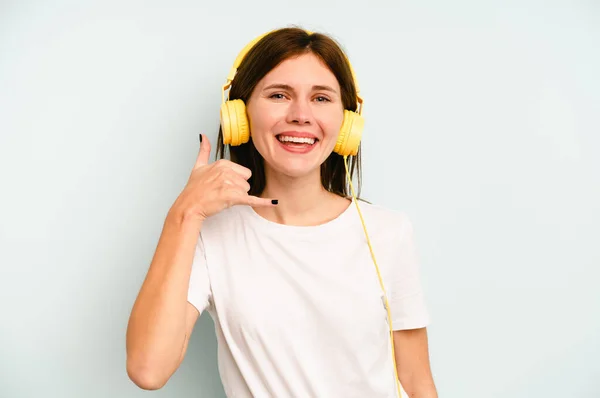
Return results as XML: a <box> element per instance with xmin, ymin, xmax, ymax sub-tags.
<box><xmin>221</xmin><ymin>29</ymin><xmax>403</xmax><ymax>398</ymax></box>
<box><xmin>219</xmin><ymin>29</ymin><xmax>365</xmax><ymax>157</ymax></box>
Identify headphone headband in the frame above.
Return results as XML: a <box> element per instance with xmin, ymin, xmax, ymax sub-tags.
<box><xmin>222</xmin><ymin>29</ymin><xmax>363</xmax><ymax>115</ymax></box>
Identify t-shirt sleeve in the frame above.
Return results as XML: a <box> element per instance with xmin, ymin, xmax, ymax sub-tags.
<box><xmin>187</xmin><ymin>234</ymin><xmax>213</xmax><ymax>314</ymax></box>
<box><xmin>388</xmin><ymin>213</ymin><xmax>431</xmax><ymax>330</ymax></box>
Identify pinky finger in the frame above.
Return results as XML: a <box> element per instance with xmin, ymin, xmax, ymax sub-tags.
<box><xmin>245</xmin><ymin>196</ymin><xmax>279</xmax><ymax>207</ymax></box>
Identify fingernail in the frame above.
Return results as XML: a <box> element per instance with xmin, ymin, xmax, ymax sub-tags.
<box><xmin>271</xmin><ymin>199</ymin><xmax>278</xmax><ymax>205</ymax></box>
<box><xmin>199</xmin><ymin>133</ymin><xmax>203</xmax><ymax>143</ymax></box>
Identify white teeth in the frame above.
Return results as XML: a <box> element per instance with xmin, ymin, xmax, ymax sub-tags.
<box><xmin>277</xmin><ymin>136</ymin><xmax>316</xmax><ymax>145</ymax></box>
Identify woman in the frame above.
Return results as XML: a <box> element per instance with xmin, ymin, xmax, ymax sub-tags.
<box><xmin>126</xmin><ymin>27</ymin><xmax>437</xmax><ymax>398</ymax></box>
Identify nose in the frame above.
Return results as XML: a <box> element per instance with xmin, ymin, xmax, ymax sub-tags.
<box><xmin>286</xmin><ymin>98</ymin><xmax>313</xmax><ymax>125</ymax></box>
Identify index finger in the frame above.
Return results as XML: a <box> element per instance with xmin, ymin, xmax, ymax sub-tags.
<box><xmin>215</xmin><ymin>159</ymin><xmax>252</xmax><ymax>180</ymax></box>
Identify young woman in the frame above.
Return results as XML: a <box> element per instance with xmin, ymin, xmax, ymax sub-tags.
<box><xmin>126</xmin><ymin>27</ymin><xmax>437</xmax><ymax>398</ymax></box>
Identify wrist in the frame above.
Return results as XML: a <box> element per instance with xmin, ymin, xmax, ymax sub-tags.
<box><xmin>167</xmin><ymin>204</ymin><xmax>204</xmax><ymax>229</ymax></box>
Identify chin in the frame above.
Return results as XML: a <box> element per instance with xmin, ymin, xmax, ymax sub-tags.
<box><xmin>270</xmin><ymin>158</ymin><xmax>322</xmax><ymax>179</ymax></box>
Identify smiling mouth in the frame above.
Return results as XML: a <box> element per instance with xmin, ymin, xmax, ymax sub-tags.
<box><xmin>276</xmin><ymin>135</ymin><xmax>318</xmax><ymax>145</ymax></box>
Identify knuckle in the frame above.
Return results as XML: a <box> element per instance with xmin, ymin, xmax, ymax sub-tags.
<box><xmin>215</xmin><ymin>159</ymin><xmax>229</xmax><ymax>168</ymax></box>
<box><xmin>223</xmin><ymin>167</ymin><xmax>236</xmax><ymax>177</ymax></box>
<box><xmin>217</xmin><ymin>168</ymin><xmax>228</xmax><ymax>179</ymax></box>
<box><xmin>222</xmin><ymin>190</ymin><xmax>240</xmax><ymax>207</ymax></box>
<box><xmin>218</xmin><ymin>184</ymin><xmax>229</xmax><ymax>196</ymax></box>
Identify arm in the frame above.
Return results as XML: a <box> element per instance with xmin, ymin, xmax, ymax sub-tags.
<box><xmin>125</xmin><ymin>134</ymin><xmax>275</xmax><ymax>389</ymax></box>
<box><xmin>387</xmin><ymin>213</ymin><xmax>436</xmax><ymax>396</ymax></box>
<box><xmin>126</xmin><ymin>208</ymin><xmax>203</xmax><ymax>390</ymax></box>
<box><xmin>393</xmin><ymin>327</ymin><xmax>437</xmax><ymax>398</ymax></box>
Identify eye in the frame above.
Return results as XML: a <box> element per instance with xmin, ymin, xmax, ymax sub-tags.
<box><xmin>269</xmin><ymin>93</ymin><xmax>286</xmax><ymax>100</ymax></box>
<box><xmin>315</xmin><ymin>96</ymin><xmax>331</xmax><ymax>102</ymax></box>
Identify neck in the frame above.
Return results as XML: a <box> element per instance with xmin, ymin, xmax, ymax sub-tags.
<box><xmin>256</xmin><ymin>168</ymin><xmax>350</xmax><ymax>226</ymax></box>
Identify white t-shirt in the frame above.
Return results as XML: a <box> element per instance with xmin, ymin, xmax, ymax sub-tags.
<box><xmin>187</xmin><ymin>198</ymin><xmax>430</xmax><ymax>398</ymax></box>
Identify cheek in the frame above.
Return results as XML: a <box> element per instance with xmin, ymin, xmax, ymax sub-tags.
<box><xmin>248</xmin><ymin>103</ymin><xmax>280</xmax><ymax>136</ymax></box>
<box><xmin>318</xmin><ymin>110</ymin><xmax>344</xmax><ymax>140</ymax></box>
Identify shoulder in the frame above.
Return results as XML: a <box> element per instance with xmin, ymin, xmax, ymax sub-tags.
<box><xmin>198</xmin><ymin>205</ymin><xmax>253</xmax><ymax>238</ymax></box>
<box><xmin>354</xmin><ymin>199</ymin><xmax>414</xmax><ymax>239</ymax></box>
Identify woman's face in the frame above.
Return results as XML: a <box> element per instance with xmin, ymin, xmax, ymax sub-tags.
<box><xmin>246</xmin><ymin>52</ymin><xmax>344</xmax><ymax>179</ymax></box>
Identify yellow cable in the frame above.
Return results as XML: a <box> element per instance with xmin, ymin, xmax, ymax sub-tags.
<box><xmin>343</xmin><ymin>155</ymin><xmax>402</xmax><ymax>398</ymax></box>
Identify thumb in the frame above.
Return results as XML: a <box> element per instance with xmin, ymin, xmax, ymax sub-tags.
<box><xmin>194</xmin><ymin>134</ymin><xmax>212</xmax><ymax>169</ymax></box>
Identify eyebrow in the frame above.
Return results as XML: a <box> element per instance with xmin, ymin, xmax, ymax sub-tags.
<box><xmin>262</xmin><ymin>83</ymin><xmax>338</xmax><ymax>94</ymax></box>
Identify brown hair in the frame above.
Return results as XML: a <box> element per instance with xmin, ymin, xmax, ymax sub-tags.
<box><xmin>216</xmin><ymin>27</ymin><xmax>362</xmax><ymax>198</ymax></box>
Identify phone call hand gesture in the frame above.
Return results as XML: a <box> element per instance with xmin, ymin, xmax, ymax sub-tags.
<box><xmin>172</xmin><ymin>134</ymin><xmax>277</xmax><ymax>223</ymax></box>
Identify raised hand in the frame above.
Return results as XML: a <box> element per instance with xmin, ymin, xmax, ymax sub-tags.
<box><xmin>172</xmin><ymin>134</ymin><xmax>277</xmax><ymax>222</ymax></box>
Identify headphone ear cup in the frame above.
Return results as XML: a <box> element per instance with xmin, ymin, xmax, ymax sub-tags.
<box><xmin>334</xmin><ymin>110</ymin><xmax>364</xmax><ymax>156</ymax></box>
<box><xmin>220</xmin><ymin>99</ymin><xmax>250</xmax><ymax>146</ymax></box>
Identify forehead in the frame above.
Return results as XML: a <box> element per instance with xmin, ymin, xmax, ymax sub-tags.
<box><xmin>259</xmin><ymin>52</ymin><xmax>339</xmax><ymax>88</ymax></box>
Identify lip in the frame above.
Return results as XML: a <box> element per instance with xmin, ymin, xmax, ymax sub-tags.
<box><xmin>275</xmin><ymin>131</ymin><xmax>318</xmax><ymax>154</ymax></box>
<box><xmin>276</xmin><ymin>131</ymin><xmax>319</xmax><ymax>140</ymax></box>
